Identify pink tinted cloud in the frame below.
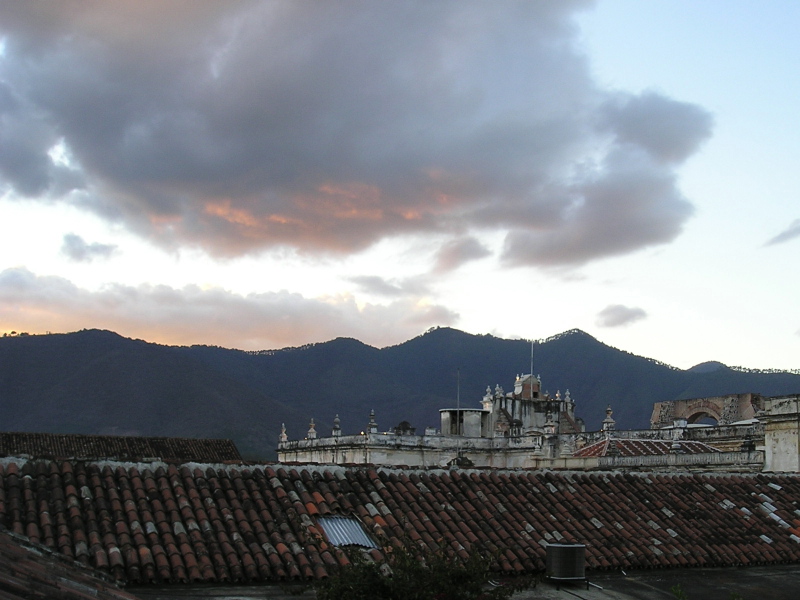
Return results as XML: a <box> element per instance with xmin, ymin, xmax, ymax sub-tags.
<box><xmin>0</xmin><ymin>1</ymin><xmax>710</xmax><ymax>267</ymax></box>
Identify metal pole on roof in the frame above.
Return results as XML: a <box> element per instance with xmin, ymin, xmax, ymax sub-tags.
<box><xmin>457</xmin><ymin>367</ymin><xmax>461</xmax><ymax>435</ymax></box>
<box><xmin>457</xmin><ymin>368</ymin><xmax>462</xmax><ymax>459</ymax></box>
<box><xmin>530</xmin><ymin>339</ymin><xmax>534</xmax><ymax>399</ymax></box>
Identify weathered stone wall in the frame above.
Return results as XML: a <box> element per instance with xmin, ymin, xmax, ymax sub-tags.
<box><xmin>763</xmin><ymin>396</ymin><xmax>800</xmax><ymax>472</ymax></box>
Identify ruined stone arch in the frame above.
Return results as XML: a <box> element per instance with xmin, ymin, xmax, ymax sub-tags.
<box><xmin>650</xmin><ymin>393</ymin><xmax>764</xmax><ymax>428</ymax></box>
<box><xmin>685</xmin><ymin>409</ymin><xmax>720</xmax><ymax>425</ymax></box>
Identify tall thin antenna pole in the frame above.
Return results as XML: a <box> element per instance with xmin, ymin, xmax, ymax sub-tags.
<box><xmin>457</xmin><ymin>368</ymin><xmax>461</xmax><ymax>434</ymax></box>
<box><xmin>456</xmin><ymin>368</ymin><xmax>462</xmax><ymax>458</ymax></box>
<box><xmin>530</xmin><ymin>340</ymin><xmax>535</xmax><ymax>400</ymax></box>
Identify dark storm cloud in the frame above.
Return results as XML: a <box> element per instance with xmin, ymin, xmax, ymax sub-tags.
<box><xmin>0</xmin><ymin>81</ymin><xmax>85</xmax><ymax>198</ymax></box>
<box><xmin>0</xmin><ymin>0</ymin><xmax>710</xmax><ymax>266</ymax></box>
<box><xmin>596</xmin><ymin>304</ymin><xmax>647</xmax><ymax>328</ymax></box>
<box><xmin>0</xmin><ymin>267</ymin><xmax>457</xmax><ymax>349</ymax></box>
<box><xmin>61</xmin><ymin>233</ymin><xmax>118</xmax><ymax>262</ymax></box>
<box><xmin>764</xmin><ymin>219</ymin><xmax>800</xmax><ymax>246</ymax></box>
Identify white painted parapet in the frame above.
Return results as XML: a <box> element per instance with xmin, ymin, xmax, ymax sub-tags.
<box><xmin>762</xmin><ymin>395</ymin><xmax>800</xmax><ymax>472</ymax></box>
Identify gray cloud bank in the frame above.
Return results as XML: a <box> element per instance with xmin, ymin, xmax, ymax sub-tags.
<box><xmin>596</xmin><ymin>304</ymin><xmax>647</xmax><ymax>328</ymax></box>
<box><xmin>61</xmin><ymin>233</ymin><xmax>118</xmax><ymax>262</ymax></box>
<box><xmin>0</xmin><ymin>267</ymin><xmax>456</xmax><ymax>349</ymax></box>
<box><xmin>0</xmin><ymin>1</ymin><xmax>712</xmax><ymax>268</ymax></box>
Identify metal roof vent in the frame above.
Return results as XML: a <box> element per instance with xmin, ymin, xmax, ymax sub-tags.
<box><xmin>546</xmin><ymin>543</ymin><xmax>586</xmax><ymax>587</ymax></box>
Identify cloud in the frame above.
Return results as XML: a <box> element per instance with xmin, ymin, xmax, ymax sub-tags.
<box><xmin>0</xmin><ymin>267</ymin><xmax>457</xmax><ymax>349</ymax></box>
<box><xmin>348</xmin><ymin>275</ymin><xmax>430</xmax><ymax>298</ymax></box>
<box><xmin>596</xmin><ymin>304</ymin><xmax>647</xmax><ymax>328</ymax></box>
<box><xmin>349</xmin><ymin>276</ymin><xmax>406</xmax><ymax>298</ymax></box>
<box><xmin>433</xmin><ymin>237</ymin><xmax>491</xmax><ymax>273</ymax></box>
<box><xmin>61</xmin><ymin>233</ymin><xmax>118</xmax><ymax>262</ymax></box>
<box><xmin>0</xmin><ymin>81</ymin><xmax>86</xmax><ymax>198</ymax></box>
<box><xmin>764</xmin><ymin>219</ymin><xmax>800</xmax><ymax>247</ymax></box>
<box><xmin>599</xmin><ymin>91</ymin><xmax>714</xmax><ymax>164</ymax></box>
<box><xmin>502</xmin><ymin>146</ymin><xmax>695</xmax><ymax>267</ymax></box>
<box><xmin>0</xmin><ymin>1</ymin><xmax>711</xmax><ymax>267</ymax></box>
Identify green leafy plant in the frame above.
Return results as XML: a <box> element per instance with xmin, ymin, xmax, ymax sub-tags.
<box><xmin>668</xmin><ymin>585</ymin><xmax>745</xmax><ymax>600</ymax></box>
<box><xmin>315</xmin><ymin>542</ymin><xmax>531</xmax><ymax>600</ymax></box>
<box><xmin>671</xmin><ymin>584</ymin><xmax>688</xmax><ymax>600</ymax></box>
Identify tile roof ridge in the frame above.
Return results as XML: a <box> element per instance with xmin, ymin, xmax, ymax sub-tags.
<box><xmin>0</xmin><ymin>431</ymin><xmax>242</xmax><ymax>462</ymax></box>
<box><xmin>10</xmin><ymin>457</ymin><xmax>800</xmax><ymax>483</ymax></box>
<box><xmin>0</xmin><ymin>430</ymin><xmax>237</xmax><ymax>442</ymax></box>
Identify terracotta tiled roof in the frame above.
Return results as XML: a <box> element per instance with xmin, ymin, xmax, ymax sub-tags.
<box><xmin>2</xmin><ymin>460</ymin><xmax>800</xmax><ymax>584</ymax></box>
<box><xmin>573</xmin><ymin>438</ymin><xmax>720</xmax><ymax>458</ymax></box>
<box><xmin>0</xmin><ymin>432</ymin><xmax>242</xmax><ymax>463</ymax></box>
<box><xmin>0</xmin><ymin>528</ymin><xmax>140</xmax><ymax>599</ymax></box>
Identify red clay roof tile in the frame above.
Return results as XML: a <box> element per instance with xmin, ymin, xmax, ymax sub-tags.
<box><xmin>8</xmin><ymin>459</ymin><xmax>800</xmax><ymax>582</ymax></box>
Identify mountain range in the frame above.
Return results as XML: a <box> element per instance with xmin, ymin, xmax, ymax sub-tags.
<box><xmin>1</xmin><ymin>327</ymin><xmax>798</xmax><ymax>459</ymax></box>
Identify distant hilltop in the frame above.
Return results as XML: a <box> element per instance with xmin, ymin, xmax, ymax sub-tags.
<box><xmin>1</xmin><ymin>327</ymin><xmax>798</xmax><ymax>460</ymax></box>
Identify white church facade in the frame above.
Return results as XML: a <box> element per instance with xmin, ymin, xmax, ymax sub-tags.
<box><xmin>277</xmin><ymin>373</ymin><xmax>800</xmax><ymax>473</ymax></box>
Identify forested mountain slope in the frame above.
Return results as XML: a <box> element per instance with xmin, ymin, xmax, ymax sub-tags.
<box><xmin>1</xmin><ymin>327</ymin><xmax>798</xmax><ymax>459</ymax></box>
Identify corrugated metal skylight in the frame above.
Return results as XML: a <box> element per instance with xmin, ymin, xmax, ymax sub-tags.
<box><xmin>317</xmin><ymin>516</ymin><xmax>378</xmax><ymax>548</ymax></box>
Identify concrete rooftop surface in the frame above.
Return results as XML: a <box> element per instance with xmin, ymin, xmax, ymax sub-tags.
<box><xmin>512</xmin><ymin>564</ymin><xmax>800</xmax><ymax>600</ymax></box>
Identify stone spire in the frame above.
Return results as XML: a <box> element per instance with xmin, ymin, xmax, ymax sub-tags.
<box><xmin>602</xmin><ymin>405</ymin><xmax>616</xmax><ymax>434</ymax></box>
<box><xmin>332</xmin><ymin>414</ymin><xmax>341</xmax><ymax>437</ymax></box>
<box><xmin>279</xmin><ymin>423</ymin><xmax>288</xmax><ymax>443</ymax></box>
<box><xmin>307</xmin><ymin>418</ymin><xmax>317</xmax><ymax>440</ymax></box>
<box><xmin>482</xmin><ymin>386</ymin><xmax>493</xmax><ymax>411</ymax></box>
<box><xmin>368</xmin><ymin>409</ymin><xmax>378</xmax><ymax>434</ymax></box>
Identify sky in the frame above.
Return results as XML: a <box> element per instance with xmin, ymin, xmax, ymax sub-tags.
<box><xmin>0</xmin><ymin>0</ymin><xmax>798</xmax><ymax>371</ymax></box>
